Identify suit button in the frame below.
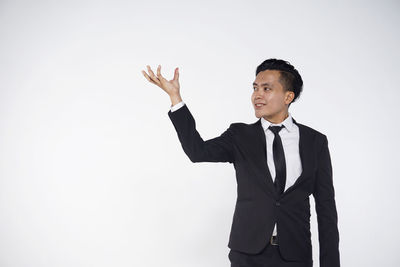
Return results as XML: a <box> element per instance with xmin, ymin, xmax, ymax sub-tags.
<box><xmin>275</xmin><ymin>201</ymin><xmax>280</xmax><ymax>206</ymax></box>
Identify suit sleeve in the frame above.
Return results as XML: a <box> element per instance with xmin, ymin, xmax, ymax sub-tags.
<box><xmin>313</xmin><ymin>135</ymin><xmax>340</xmax><ymax>267</ymax></box>
<box><xmin>167</xmin><ymin>104</ymin><xmax>235</xmax><ymax>163</ymax></box>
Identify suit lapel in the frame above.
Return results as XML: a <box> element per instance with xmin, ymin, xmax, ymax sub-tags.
<box><xmin>251</xmin><ymin>117</ymin><xmax>314</xmax><ymax>199</ymax></box>
<box><xmin>252</xmin><ymin>119</ymin><xmax>276</xmax><ymax>197</ymax></box>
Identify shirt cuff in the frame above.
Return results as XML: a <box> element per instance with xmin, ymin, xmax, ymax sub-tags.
<box><xmin>170</xmin><ymin>101</ymin><xmax>185</xmax><ymax>112</ymax></box>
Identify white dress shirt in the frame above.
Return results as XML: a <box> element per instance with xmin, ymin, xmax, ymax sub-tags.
<box><xmin>261</xmin><ymin>111</ymin><xmax>302</xmax><ymax>236</ymax></box>
<box><xmin>170</xmin><ymin>101</ymin><xmax>302</xmax><ymax>237</ymax></box>
<box><xmin>170</xmin><ymin>101</ymin><xmax>185</xmax><ymax>112</ymax></box>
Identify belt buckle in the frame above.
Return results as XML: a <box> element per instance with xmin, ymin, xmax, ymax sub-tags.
<box><xmin>270</xmin><ymin>235</ymin><xmax>278</xmax><ymax>246</ymax></box>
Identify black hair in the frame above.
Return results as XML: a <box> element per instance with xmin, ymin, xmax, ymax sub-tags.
<box><xmin>255</xmin><ymin>58</ymin><xmax>303</xmax><ymax>106</ymax></box>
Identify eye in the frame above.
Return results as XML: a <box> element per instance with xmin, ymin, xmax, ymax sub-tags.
<box><xmin>264</xmin><ymin>87</ymin><xmax>270</xmax><ymax>90</ymax></box>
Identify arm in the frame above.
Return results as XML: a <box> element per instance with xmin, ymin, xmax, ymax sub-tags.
<box><xmin>141</xmin><ymin>65</ymin><xmax>234</xmax><ymax>163</ymax></box>
<box><xmin>168</xmin><ymin>103</ymin><xmax>235</xmax><ymax>163</ymax></box>
<box><xmin>313</xmin><ymin>135</ymin><xmax>340</xmax><ymax>267</ymax></box>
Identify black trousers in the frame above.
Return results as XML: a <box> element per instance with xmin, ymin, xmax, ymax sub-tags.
<box><xmin>228</xmin><ymin>243</ymin><xmax>313</xmax><ymax>267</ymax></box>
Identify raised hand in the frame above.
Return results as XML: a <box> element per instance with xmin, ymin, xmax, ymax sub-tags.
<box><xmin>142</xmin><ymin>65</ymin><xmax>180</xmax><ymax>97</ymax></box>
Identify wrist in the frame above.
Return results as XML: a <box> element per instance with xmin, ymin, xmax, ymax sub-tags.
<box><xmin>170</xmin><ymin>94</ymin><xmax>182</xmax><ymax>106</ymax></box>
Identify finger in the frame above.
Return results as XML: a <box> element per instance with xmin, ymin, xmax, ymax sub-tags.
<box><xmin>173</xmin><ymin>67</ymin><xmax>179</xmax><ymax>81</ymax></box>
<box><xmin>143</xmin><ymin>69</ymin><xmax>160</xmax><ymax>85</ymax></box>
<box><xmin>146</xmin><ymin>65</ymin><xmax>161</xmax><ymax>84</ymax></box>
<box><xmin>157</xmin><ymin>65</ymin><xmax>161</xmax><ymax>77</ymax></box>
<box><xmin>156</xmin><ymin>65</ymin><xmax>166</xmax><ymax>81</ymax></box>
<box><xmin>142</xmin><ymin>70</ymin><xmax>153</xmax><ymax>82</ymax></box>
<box><xmin>147</xmin><ymin>65</ymin><xmax>158</xmax><ymax>80</ymax></box>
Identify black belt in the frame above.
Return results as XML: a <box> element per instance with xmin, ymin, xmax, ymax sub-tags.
<box><xmin>270</xmin><ymin>235</ymin><xmax>278</xmax><ymax>246</ymax></box>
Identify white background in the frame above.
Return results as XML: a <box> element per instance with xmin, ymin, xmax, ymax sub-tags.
<box><xmin>1</xmin><ymin>0</ymin><xmax>399</xmax><ymax>266</ymax></box>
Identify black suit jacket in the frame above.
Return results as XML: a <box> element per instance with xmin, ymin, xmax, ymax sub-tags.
<box><xmin>168</xmin><ymin>104</ymin><xmax>340</xmax><ymax>267</ymax></box>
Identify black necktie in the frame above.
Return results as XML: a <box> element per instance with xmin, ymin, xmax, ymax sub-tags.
<box><xmin>268</xmin><ymin>125</ymin><xmax>286</xmax><ymax>196</ymax></box>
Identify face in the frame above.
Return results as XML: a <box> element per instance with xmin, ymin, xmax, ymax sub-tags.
<box><xmin>251</xmin><ymin>70</ymin><xmax>294</xmax><ymax>123</ymax></box>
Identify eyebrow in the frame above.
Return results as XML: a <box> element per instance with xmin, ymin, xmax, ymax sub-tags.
<box><xmin>253</xmin><ymin>82</ymin><xmax>272</xmax><ymax>87</ymax></box>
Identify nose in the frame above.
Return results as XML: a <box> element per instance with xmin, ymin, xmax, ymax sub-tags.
<box><xmin>254</xmin><ymin>89</ymin><xmax>264</xmax><ymax>99</ymax></box>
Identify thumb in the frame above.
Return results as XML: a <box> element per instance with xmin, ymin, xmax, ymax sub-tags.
<box><xmin>173</xmin><ymin>67</ymin><xmax>179</xmax><ymax>81</ymax></box>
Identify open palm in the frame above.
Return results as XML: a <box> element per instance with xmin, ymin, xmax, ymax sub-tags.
<box><xmin>142</xmin><ymin>65</ymin><xmax>180</xmax><ymax>96</ymax></box>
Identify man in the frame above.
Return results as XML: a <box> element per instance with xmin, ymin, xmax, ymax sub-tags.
<box><xmin>142</xmin><ymin>58</ymin><xmax>340</xmax><ymax>267</ymax></box>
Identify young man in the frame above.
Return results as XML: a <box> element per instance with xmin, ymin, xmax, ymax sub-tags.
<box><xmin>142</xmin><ymin>59</ymin><xmax>340</xmax><ymax>267</ymax></box>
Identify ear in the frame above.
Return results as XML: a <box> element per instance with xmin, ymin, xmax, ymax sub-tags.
<box><xmin>285</xmin><ymin>91</ymin><xmax>295</xmax><ymax>105</ymax></box>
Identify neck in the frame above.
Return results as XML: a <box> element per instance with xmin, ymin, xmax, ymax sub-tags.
<box><xmin>263</xmin><ymin>110</ymin><xmax>289</xmax><ymax>124</ymax></box>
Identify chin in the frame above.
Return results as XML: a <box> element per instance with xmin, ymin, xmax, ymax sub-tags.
<box><xmin>254</xmin><ymin>111</ymin><xmax>264</xmax><ymax>119</ymax></box>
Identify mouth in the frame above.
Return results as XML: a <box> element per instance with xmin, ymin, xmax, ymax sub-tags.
<box><xmin>254</xmin><ymin>103</ymin><xmax>265</xmax><ymax>109</ymax></box>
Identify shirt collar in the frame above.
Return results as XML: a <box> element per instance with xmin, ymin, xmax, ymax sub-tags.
<box><xmin>260</xmin><ymin>112</ymin><xmax>295</xmax><ymax>133</ymax></box>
